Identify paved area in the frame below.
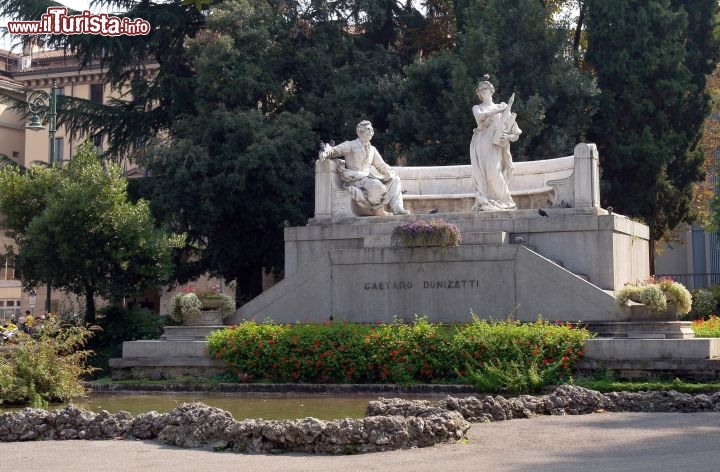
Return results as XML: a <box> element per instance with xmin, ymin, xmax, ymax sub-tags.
<box><xmin>2</xmin><ymin>412</ymin><xmax>720</xmax><ymax>471</ymax></box>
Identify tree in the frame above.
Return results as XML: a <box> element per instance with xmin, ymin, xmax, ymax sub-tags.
<box><xmin>139</xmin><ymin>0</ymin><xmax>319</xmax><ymax>301</ymax></box>
<box><xmin>584</xmin><ymin>0</ymin><xmax>718</xmax><ymax>253</ymax></box>
<box><xmin>389</xmin><ymin>0</ymin><xmax>598</xmax><ymax>165</ymax></box>
<box><xmin>0</xmin><ymin>0</ymin><xmax>207</xmax><ymax>161</ymax></box>
<box><xmin>0</xmin><ymin>143</ymin><xmax>182</xmax><ymax>323</ymax></box>
<box><xmin>704</xmin><ymin>65</ymin><xmax>720</xmax><ymax>232</ymax></box>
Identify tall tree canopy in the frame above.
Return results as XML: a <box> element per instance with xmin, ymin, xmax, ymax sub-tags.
<box><xmin>0</xmin><ymin>0</ymin><xmax>206</xmax><ymax>160</ymax></box>
<box><xmin>3</xmin><ymin>0</ymin><xmax>717</xmax><ymax>299</ymax></box>
<box><xmin>585</xmin><ymin>0</ymin><xmax>718</xmax><ymax>246</ymax></box>
<box><xmin>388</xmin><ymin>0</ymin><xmax>598</xmax><ymax>166</ymax></box>
<box><xmin>0</xmin><ymin>143</ymin><xmax>181</xmax><ymax>322</ymax></box>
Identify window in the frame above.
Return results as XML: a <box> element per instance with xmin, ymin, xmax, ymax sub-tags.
<box><xmin>57</xmin><ymin>87</ymin><xmax>65</xmax><ymax>96</ymax></box>
<box><xmin>54</xmin><ymin>137</ymin><xmax>64</xmax><ymax>164</ymax></box>
<box><xmin>93</xmin><ymin>134</ymin><xmax>104</xmax><ymax>156</ymax></box>
<box><xmin>0</xmin><ymin>257</ymin><xmax>15</xmax><ymax>280</ymax></box>
<box><xmin>90</xmin><ymin>83</ymin><xmax>103</xmax><ymax>104</ymax></box>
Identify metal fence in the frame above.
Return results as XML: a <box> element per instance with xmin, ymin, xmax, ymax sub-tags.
<box><xmin>0</xmin><ymin>308</ymin><xmax>21</xmax><ymax>324</ymax></box>
<box><xmin>655</xmin><ymin>273</ymin><xmax>720</xmax><ymax>290</ymax></box>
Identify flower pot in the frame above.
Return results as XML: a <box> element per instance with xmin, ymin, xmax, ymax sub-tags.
<box><xmin>200</xmin><ymin>297</ymin><xmax>224</xmax><ymax>310</ymax></box>
<box><xmin>629</xmin><ymin>303</ymin><xmax>679</xmax><ymax>321</ymax></box>
<box><xmin>183</xmin><ymin>310</ymin><xmax>224</xmax><ymax>326</ymax></box>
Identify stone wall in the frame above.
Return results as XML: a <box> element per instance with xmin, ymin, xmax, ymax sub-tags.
<box><xmin>4</xmin><ymin>385</ymin><xmax>720</xmax><ymax>453</ymax></box>
<box><xmin>366</xmin><ymin>385</ymin><xmax>720</xmax><ymax>421</ymax></box>
<box><xmin>0</xmin><ymin>402</ymin><xmax>469</xmax><ymax>454</ymax></box>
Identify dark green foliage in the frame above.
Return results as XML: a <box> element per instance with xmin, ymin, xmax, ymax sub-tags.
<box><xmin>4</xmin><ymin>0</ymin><xmax>716</xmax><ymax>303</ymax></box>
<box><xmin>689</xmin><ymin>289</ymin><xmax>718</xmax><ymax>320</ymax></box>
<box><xmin>0</xmin><ymin>143</ymin><xmax>181</xmax><ymax>323</ymax></box>
<box><xmin>138</xmin><ymin>0</ymin><xmax>409</xmax><ymax>299</ymax></box>
<box><xmin>87</xmin><ymin>306</ymin><xmax>176</xmax><ymax>377</ymax></box>
<box><xmin>389</xmin><ymin>0</ymin><xmax>597</xmax><ymax>165</ymax></box>
<box><xmin>0</xmin><ymin>0</ymin><xmax>206</xmax><ymax>161</ymax></box>
<box><xmin>585</xmin><ymin>0</ymin><xmax>718</xmax><ymax>241</ymax></box>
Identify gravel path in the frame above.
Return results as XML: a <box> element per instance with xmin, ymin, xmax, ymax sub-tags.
<box><xmin>2</xmin><ymin>412</ymin><xmax>720</xmax><ymax>472</ymax></box>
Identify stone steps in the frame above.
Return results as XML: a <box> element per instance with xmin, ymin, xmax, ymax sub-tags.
<box><xmin>161</xmin><ymin>325</ymin><xmax>224</xmax><ymax>341</ymax></box>
<box><xmin>110</xmin><ymin>325</ymin><xmax>228</xmax><ymax>380</ymax></box>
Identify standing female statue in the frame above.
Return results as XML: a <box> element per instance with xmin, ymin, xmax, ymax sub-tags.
<box><xmin>469</xmin><ymin>75</ymin><xmax>522</xmax><ymax>211</ymax></box>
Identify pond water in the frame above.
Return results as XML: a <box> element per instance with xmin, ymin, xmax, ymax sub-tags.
<box><xmin>1</xmin><ymin>392</ymin><xmax>444</xmax><ymax>420</ymax></box>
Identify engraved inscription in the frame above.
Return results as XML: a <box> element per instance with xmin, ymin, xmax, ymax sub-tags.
<box><xmin>423</xmin><ymin>280</ymin><xmax>481</xmax><ymax>289</ymax></box>
<box><xmin>364</xmin><ymin>281</ymin><xmax>414</xmax><ymax>290</ymax></box>
<box><xmin>363</xmin><ymin>279</ymin><xmax>481</xmax><ymax>290</ymax></box>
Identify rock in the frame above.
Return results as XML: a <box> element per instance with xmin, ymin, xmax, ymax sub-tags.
<box><xmin>4</xmin><ymin>384</ymin><xmax>720</xmax><ymax>454</ymax></box>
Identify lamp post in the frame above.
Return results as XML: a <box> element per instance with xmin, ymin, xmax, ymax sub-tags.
<box><xmin>26</xmin><ymin>80</ymin><xmax>58</xmax><ymax>312</ymax></box>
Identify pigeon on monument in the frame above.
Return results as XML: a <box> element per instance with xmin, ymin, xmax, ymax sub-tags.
<box><xmin>607</xmin><ymin>206</ymin><xmax>613</xmax><ymax>215</ymax></box>
<box><xmin>429</xmin><ymin>208</ymin><xmax>439</xmax><ymax>214</ymax></box>
<box><xmin>538</xmin><ymin>208</ymin><xmax>549</xmax><ymax>218</ymax></box>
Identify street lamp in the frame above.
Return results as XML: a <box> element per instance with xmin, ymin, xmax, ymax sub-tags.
<box><xmin>26</xmin><ymin>80</ymin><xmax>58</xmax><ymax>164</ymax></box>
<box><xmin>26</xmin><ymin>79</ymin><xmax>58</xmax><ymax>312</ymax></box>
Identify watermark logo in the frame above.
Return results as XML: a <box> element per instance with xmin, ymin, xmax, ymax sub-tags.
<box><xmin>7</xmin><ymin>7</ymin><xmax>150</xmax><ymax>36</ymax></box>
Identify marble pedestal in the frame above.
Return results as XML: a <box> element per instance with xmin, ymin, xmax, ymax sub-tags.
<box><xmin>109</xmin><ymin>324</ymin><xmax>226</xmax><ymax>380</ymax></box>
<box><xmin>235</xmin><ymin>208</ymin><xmax>649</xmax><ymax>324</ymax></box>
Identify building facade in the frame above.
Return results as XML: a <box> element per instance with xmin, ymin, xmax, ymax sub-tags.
<box><xmin>0</xmin><ymin>45</ymin><xmax>157</xmax><ymax>317</ymax></box>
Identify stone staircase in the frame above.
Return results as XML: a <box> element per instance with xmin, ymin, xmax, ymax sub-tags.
<box><xmin>109</xmin><ymin>324</ymin><xmax>227</xmax><ymax>380</ymax></box>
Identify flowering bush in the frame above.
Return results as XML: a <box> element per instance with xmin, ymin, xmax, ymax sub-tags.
<box><xmin>391</xmin><ymin>218</ymin><xmax>461</xmax><ymax>247</ymax></box>
<box><xmin>615</xmin><ymin>277</ymin><xmax>692</xmax><ymax>316</ymax></box>
<box><xmin>170</xmin><ymin>292</ymin><xmax>203</xmax><ymax>322</ymax></box>
<box><xmin>170</xmin><ymin>285</ymin><xmax>236</xmax><ymax>321</ymax></box>
<box><xmin>692</xmin><ymin>316</ymin><xmax>720</xmax><ymax>337</ymax></box>
<box><xmin>206</xmin><ymin>316</ymin><xmax>590</xmax><ymax>392</ymax></box>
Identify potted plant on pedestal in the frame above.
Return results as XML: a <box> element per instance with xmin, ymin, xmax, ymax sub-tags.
<box><xmin>391</xmin><ymin>218</ymin><xmax>462</xmax><ymax>247</ymax></box>
<box><xmin>615</xmin><ymin>277</ymin><xmax>692</xmax><ymax>320</ymax></box>
<box><xmin>170</xmin><ymin>285</ymin><xmax>236</xmax><ymax>326</ymax></box>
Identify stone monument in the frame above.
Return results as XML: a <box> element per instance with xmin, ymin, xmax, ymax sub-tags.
<box><xmin>237</xmin><ymin>104</ymin><xmax>648</xmax><ymax>324</ymax></box>
<box><xmin>112</xmin><ymin>79</ymin><xmax>720</xmax><ymax>380</ymax></box>
<box><xmin>469</xmin><ymin>75</ymin><xmax>522</xmax><ymax>211</ymax></box>
<box><xmin>319</xmin><ymin>120</ymin><xmax>410</xmax><ymax>216</ymax></box>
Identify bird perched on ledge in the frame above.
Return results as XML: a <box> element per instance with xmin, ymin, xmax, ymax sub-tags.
<box><xmin>429</xmin><ymin>208</ymin><xmax>439</xmax><ymax>214</ymax></box>
<box><xmin>538</xmin><ymin>208</ymin><xmax>549</xmax><ymax>218</ymax></box>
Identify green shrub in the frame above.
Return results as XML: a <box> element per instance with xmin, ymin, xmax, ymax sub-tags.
<box><xmin>87</xmin><ymin>306</ymin><xmax>174</xmax><ymax>377</ymax></box>
<box><xmin>0</xmin><ymin>317</ymin><xmax>97</xmax><ymax>406</ymax></box>
<box><xmin>464</xmin><ymin>358</ymin><xmax>560</xmax><ymax>394</ymax></box>
<box><xmin>451</xmin><ymin>317</ymin><xmax>588</xmax><ymax>391</ymax></box>
<box><xmin>207</xmin><ymin>316</ymin><xmax>591</xmax><ymax>392</ymax></box>
<box><xmin>690</xmin><ymin>289</ymin><xmax>717</xmax><ymax>319</ymax></box>
<box><xmin>707</xmin><ymin>285</ymin><xmax>720</xmax><ymax>308</ymax></box>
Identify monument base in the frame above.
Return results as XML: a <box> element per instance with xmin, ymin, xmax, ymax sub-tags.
<box><xmin>235</xmin><ymin>208</ymin><xmax>649</xmax><ymax>324</ymax></box>
<box><xmin>109</xmin><ymin>325</ymin><xmax>226</xmax><ymax>380</ymax></box>
<box><xmin>579</xmin><ymin>338</ymin><xmax>720</xmax><ymax>380</ymax></box>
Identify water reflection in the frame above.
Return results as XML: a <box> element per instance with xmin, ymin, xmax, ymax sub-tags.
<box><xmin>2</xmin><ymin>392</ymin><xmax>445</xmax><ymax>420</ymax></box>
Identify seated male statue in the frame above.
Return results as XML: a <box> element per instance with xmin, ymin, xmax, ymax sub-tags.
<box><xmin>319</xmin><ymin>120</ymin><xmax>410</xmax><ymax>215</ymax></box>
